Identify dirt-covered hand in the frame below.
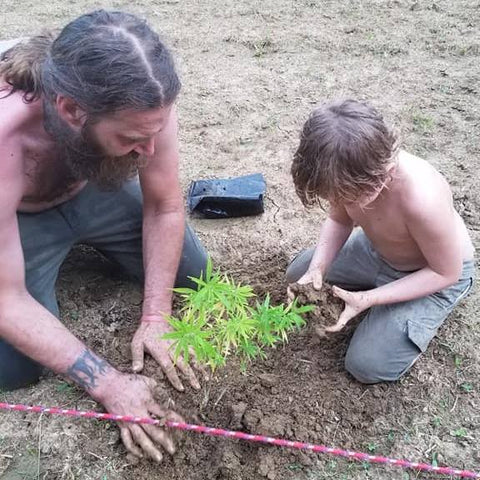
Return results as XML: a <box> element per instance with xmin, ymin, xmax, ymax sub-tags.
<box><xmin>298</xmin><ymin>268</ymin><xmax>323</xmax><ymax>290</ymax></box>
<box><xmin>99</xmin><ymin>373</ymin><xmax>183</xmax><ymax>462</ymax></box>
<box><xmin>325</xmin><ymin>286</ymin><xmax>372</xmax><ymax>332</ymax></box>
<box><xmin>131</xmin><ymin>318</ymin><xmax>202</xmax><ymax>391</ymax></box>
<box><xmin>287</xmin><ymin>269</ymin><xmax>323</xmax><ymax>302</ymax></box>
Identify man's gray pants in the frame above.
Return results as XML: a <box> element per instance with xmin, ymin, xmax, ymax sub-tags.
<box><xmin>0</xmin><ymin>179</ymin><xmax>208</xmax><ymax>390</ymax></box>
<box><xmin>286</xmin><ymin>229</ymin><xmax>475</xmax><ymax>384</ymax></box>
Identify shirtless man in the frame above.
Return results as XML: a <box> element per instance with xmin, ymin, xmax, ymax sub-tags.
<box><xmin>287</xmin><ymin>99</ymin><xmax>475</xmax><ymax>383</ymax></box>
<box><xmin>0</xmin><ymin>10</ymin><xmax>208</xmax><ymax>461</ymax></box>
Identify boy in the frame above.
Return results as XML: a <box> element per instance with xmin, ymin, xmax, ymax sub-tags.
<box><xmin>287</xmin><ymin>99</ymin><xmax>475</xmax><ymax>384</ymax></box>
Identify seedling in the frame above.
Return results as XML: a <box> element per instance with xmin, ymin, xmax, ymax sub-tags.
<box><xmin>55</xmin><ymin>381</ymin><xmax>75</xmax><ymax>394</ymax></box>
<box><xmin>451</xmin><ymin>427</ymin><xmax>468</xmax><ymax>438</ymax></box>
<box><xmin>163</xmin><ymin>258</ymin><xmax>314</xmax><ymax>370</ymax></box>
<box><xmin>460</xmin><ymin>382</ymin><xmax>474</xmax><ymax>393</ymax></box>
<box><xmin>432</xmin><ymin>416</ymin><xmax>442</xmax><ymax>428</ymax></box>
<box><xmin>454</xmin><ymin>354</ymin><xmax>463</xmax><ymax>368</ymax></box>
<box><xmin>366</xmin><ymin>442</ymin><xmax>377</xmax><ymax>453</ymax></box>
<box><xmin>412</xmin><ymin>111</ymin><xmax>435</xmax><ymax>133</ymax></box>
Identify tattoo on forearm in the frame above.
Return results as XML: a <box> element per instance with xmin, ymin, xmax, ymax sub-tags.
<box><xmin>67</xmin><ymin>349</ymin><xmax>110</xmax><ymax>390</ymax></box>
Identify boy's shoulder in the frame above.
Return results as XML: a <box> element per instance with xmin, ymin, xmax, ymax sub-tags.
<box><xmin>396</xmin><ymin>150</ymin><xmax>452</xmax><ymax>216</ymax></box>
<box><xmin>0</xmin><ymin>86</ymin><xmax>38</xmax><ymax>135</ymax></box>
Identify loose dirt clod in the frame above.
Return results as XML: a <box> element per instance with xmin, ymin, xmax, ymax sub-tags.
<box><xmin>288</xmin><ymin>283</ymin><xmax>344</xmax><ymax>337</ymax></box>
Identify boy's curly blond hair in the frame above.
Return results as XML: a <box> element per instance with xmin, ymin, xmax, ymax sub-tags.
<box><xmin>292</xmin><ymin>99</ymin><xmax>399</xmax><ymax>207</ymax></box>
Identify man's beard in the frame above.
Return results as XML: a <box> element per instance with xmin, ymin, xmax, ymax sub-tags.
<box><xmin>43</xmin><ymin>100</ymin><xmax>144</xmax><ymax>191</ymax></box>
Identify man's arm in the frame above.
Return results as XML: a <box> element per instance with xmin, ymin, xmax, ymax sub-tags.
<box><xmin>0</xmin><ymin>139</ymin><xmax>177</xmax><ymax>461</ymax></box>
<box><xmin>326</xmin><ymin>182</ymin><xmax>464</xmax><ymax>332</ymax></box>
<box><xmin>133</xmin><ymin>106</ymin><xmax>200</xmax><ymax>391</ymax></box>
<box><xmin>139</xmin><ymin>106</ymin><xmax>184</xmax><ymax>322</ymax></box>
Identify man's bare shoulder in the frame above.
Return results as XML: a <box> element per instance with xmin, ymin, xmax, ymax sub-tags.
<box><xmin>396</xmin><ymin>150</ymin><xmax>452</xmax><ymax>217</ymax></box>
<box><xmin>0</xmin><ymin>87</ymin><xmax>32</xmax><ymax>179</ymax></box>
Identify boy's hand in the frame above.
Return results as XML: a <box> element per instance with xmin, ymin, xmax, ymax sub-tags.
<box><xmin>286</xmin><ymin>269</ymin><xmax>323</xmax><ymax>302</ymax></box>
<box><xmin>325</xmin><ymin>286</ymin><xmax>372</xmax><ymax>332</ymax></box>
<box><xmin>298</xmin><ymin>269</ymin><xmax>323</xmax><ymax>289</ymax></box>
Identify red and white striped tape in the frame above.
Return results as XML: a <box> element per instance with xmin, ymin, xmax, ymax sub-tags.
<box><xmin>0</xmin><ymin>402</ymin><xmax>478</xmax><ymax>478</ymax></box>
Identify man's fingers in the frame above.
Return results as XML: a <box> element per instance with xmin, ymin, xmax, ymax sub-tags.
<box><xmin>150</xmin><ymin>403</ymin><xmax>184</xmax><ymax>425</ymax></box>
<box><xmin>120</xmin><ymin>427</ymin><xmax>143</xmax><ymax>458</ymax></box>
<box><xmin>149</xmin><ymin>402</ymin><xmax>167</xmax><ymax>420</ymax></box>
<box><xmin>163</xmin><ymin>363</ymin><xmax>184</xmax><ymax>392</ymax></box>
<box><xmin>143</xmin><ymin>424</ymin><xmax>176</xmax><ymax>455</ymax></box>
<box><xmin>129</xmin><ymin>424</ymin><xmax>164</xmax><ymax>463</ymax></box>
<box><xmin>145</xmin><ymin>339</ymin><xmax>186</xmax><ymax>391</ymax></box>
<box><xmin>151</xmin><ymin>352</ymin><xmax>184</xmax><ymax>392</ymax></box>
<box><xmin>297</xmin><ymin>271</ymin><xmax>323</xmax><ymax>289</ymax></box>
<box><xmin>175</xmin><ymin>357</ymin><xmax>200</xmax><ymax>390</ymax></box>
<box><xmin>145</xmin><ymin>376</ymin><xmax>158</xmax><ymax>391</ymax></box>
<box><xmin>131</xmin><ymin>338</ymin><xmax>145</xmax><ymax>373</ymax></box>
<box><xmin>331</xmin><ymin>285</ymin><xmax>341</xmax><ymax>296</ymax></box>
<box><xmin>192</xmin><ymin>356</ymin><xmax>210</xmax><ymax>381</ymax></box>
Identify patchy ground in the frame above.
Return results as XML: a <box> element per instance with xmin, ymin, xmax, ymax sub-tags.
<box><xmin>1</xmin><ymin>0</ymin><xmax>479</xmax><ymax>479</ymax></box>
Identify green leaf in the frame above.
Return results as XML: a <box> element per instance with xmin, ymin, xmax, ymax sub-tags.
<box><xmin>161</xmin><ymin>260</ymin><xmax>314</xmax><ymax>373</ymax></box>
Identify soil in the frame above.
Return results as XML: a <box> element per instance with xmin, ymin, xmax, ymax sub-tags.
<box><xmin>1</xmin><ymin>1</ymin><xmax>479</xmax><ymax>479</ymax></box>
<box><xmin>288</xmin><ymin>283</ymin><xmax>345</xmax><ymax>336</ymax></box>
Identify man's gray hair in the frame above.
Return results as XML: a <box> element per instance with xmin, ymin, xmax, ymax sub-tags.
<box><xmin>1</xmin><ymin>10</ymin><xmax>180</xmax><ymax>113</ymax></box>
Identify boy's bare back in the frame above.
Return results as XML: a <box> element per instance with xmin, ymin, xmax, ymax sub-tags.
<box><xmin>336</xmin><ymin>150</ymin><xmax>474</xmax><ymax>272</ymax></box>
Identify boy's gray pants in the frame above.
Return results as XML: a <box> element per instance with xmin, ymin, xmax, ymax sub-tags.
<box><xmin>286</xmin><ymin>228</ymin><xmax>475</xmax><ymax>384</ymax></box>
<box><xmin>0</xmin><ymin>179</ymin><xmax>208</xmax><ymax>390</ymax></box>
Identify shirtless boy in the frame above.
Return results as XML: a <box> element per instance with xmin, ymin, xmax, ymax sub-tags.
<box><xmin>0</xmin><ymin>11</ymin><xmax>208</xmax><ymax>461</ymax></box>
<box><xmin>287</xmin><ymin>99</ymin><xmax>475</xmax><ymax>383</ymax></box>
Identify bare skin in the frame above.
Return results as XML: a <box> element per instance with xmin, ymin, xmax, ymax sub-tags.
<box><xmin>0</xmin><ymin>84</ymin><xmax>202</xmax><ymax>460</ymax></box>
<box><xmin>295</xmin><ymin>151</ymin><xmax>474</xmax><ymax>331</ymax></box>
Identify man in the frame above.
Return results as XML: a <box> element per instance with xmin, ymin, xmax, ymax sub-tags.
<box><xmin>0</xmin><ymin>10</ymin><xmax>208</xmax><ymax>461</ymax></box>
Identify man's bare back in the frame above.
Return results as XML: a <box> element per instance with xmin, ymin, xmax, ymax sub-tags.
<box><xmin>0</xmin><ymin>84</ymin><xmax>86</xmax><ymax>212</ymax></box>
<box><xmin>343</xmin><ymin>151</ymin><xmax>474</xmax><ymax>271</ymax></box>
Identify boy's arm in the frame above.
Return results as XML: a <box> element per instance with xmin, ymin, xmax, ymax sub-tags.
<box><xmin>366</xmin><ymin>186</ymin><xmax>463</xmax><ymax>306</ymax></box>
<box><xmin>327</xmin><ymin>185</ymin><xmax>464</xmax><ymax>332</ymax></box>
<box><xmin>298</xmin><ymin>203</ymin><xmax>354</xmax><ymax>287</ymax></box>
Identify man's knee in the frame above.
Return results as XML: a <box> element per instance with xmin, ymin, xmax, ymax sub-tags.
<box><xmin>0</xmin><ymin>340</ymin><xmax>43</xmax><ymax>391</ymax></box>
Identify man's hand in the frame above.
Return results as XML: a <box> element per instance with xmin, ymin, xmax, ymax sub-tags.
<box><xmin>325</xmin><ymin>286</ymin><xmax>372</xmax><ymax>332</ymax></box>
<box><xmin>98</xmin><ymin>372</ymin><xmax>182</xmax><ymax>462</ymax></box>
<box><xmin>131</xmin><ymin>316</ymin><xmax>201</xmax><ymax>391</ymax></box>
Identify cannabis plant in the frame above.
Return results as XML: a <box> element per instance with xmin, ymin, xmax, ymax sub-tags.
<box><xmin>163</xmin><ymin>258</ymin><xmax>314</xmax><ymax>370</ymax></box>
